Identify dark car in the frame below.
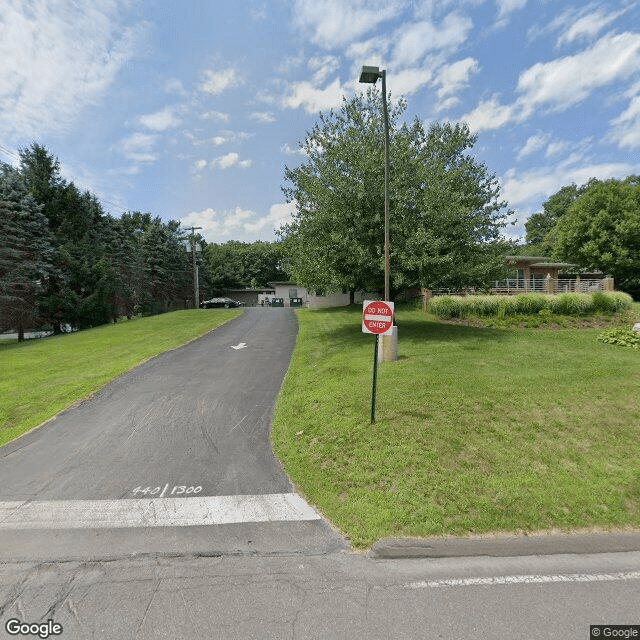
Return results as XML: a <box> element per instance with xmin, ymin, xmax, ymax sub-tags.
<box><xmin>200</xmin><ymin>297</ymin><xmax>244</xmax><ymax>309</ymax></box>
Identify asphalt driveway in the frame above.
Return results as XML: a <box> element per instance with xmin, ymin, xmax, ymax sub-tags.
<box><xmin>0</xmin><ymin>308</ymin><xmax>347</xmax><ymax>560</ymax></box>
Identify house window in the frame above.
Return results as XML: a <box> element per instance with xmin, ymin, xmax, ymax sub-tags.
<box><xmin>289</xmin><ymin>288</ymin><xmax>298</xmax><ymax>298</ymax></box>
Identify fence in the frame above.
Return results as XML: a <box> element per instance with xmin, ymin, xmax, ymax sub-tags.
<box><xmin>430</xmin><ymin>277</ymin><xmax>613</xmax><ymax>297</ymax></box>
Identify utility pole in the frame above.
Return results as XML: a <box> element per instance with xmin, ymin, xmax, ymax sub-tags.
<box><xmin>186</xmin><ymin>226</ymin><xmax>202</xmax><ymax>308</ymax></box>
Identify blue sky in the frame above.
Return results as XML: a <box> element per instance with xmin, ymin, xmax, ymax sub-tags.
<box><xmin>1</xmin><ymin>0</ymin><xmax>639</xmax><ymax>244</ymax></box>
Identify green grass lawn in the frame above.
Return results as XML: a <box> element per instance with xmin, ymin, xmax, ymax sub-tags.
<box><xmin>272</xmin><ymin>305</ymin><xmax>640</xmax><ymax>549</ymax></box>
<box><xmin>0</xmin><ymin>309</ymin><xmax>241</xmax><ymax>446</ymax></box>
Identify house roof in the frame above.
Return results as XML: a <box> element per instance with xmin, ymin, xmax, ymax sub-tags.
<box><xmin>507</xmin><ymin>255</ymin><xmax>550</xmax><ymax>262</ymax></box>
<box><xmin>529</xmin><ymin>262</ymin><xmax>577</xmax><ymax>268</ymax></box>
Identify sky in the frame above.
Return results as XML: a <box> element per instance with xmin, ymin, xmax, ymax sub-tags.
<box><xmin>1</xmin><ymin>0</ymin><xmax>639</xmax><ymax>245</ymax></box>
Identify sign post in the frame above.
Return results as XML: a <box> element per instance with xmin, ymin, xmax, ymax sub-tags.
<box><xmin>362</xmin><ymin>300</ymin><xmax>394</xmax><ymax>423</ymax></box>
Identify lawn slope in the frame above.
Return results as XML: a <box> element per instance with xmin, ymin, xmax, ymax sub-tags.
<box><xmin>0</xmin><ymin>310</ymin><xmax>241</xmax><ymax>446</ymax></box>
<box><xmin>272</xmin><ymin>306</ymin><xmax>640</xmax><ymax>548</ymax></box>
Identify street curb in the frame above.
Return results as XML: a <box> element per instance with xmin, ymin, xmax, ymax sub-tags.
<box><xmin>367</xmin><ymin>532</ymin><xmax>640</xmax><ymax>559</ymax></box>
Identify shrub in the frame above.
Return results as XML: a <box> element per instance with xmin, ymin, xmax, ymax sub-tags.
<box><xmin>428</xmin><ymin>296</ymin><xmax>458</xmax><ymax>318</ymax></box>
<box><xmin>548</xmin><ymin>293</ymin><xmax>590</xmax><ymax>316</ymax></box>
<box><xmin>428</xmin><ymin>291</ymin><xmax>633</xmax><ymax>320</ymax></box>
<box><xmin>609</xmin><ymin>292</ymin><xmax>634</xmax><ymax>312</ymax></box>
<box><xmin>513</xmin><ymin>293</ymin><xmax>547</xmax><ymax>315</ymax></box>
<box><xmin>598</xmin><ymin>327</ymin><xmax>640</xmax><ymax>349</ymax></box>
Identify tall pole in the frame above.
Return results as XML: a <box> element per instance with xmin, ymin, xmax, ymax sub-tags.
<box><xmin>187</xmin><ymin>226</ymin><xmax>202</xmax><ymax>308</ymax></box>
<box><xmin>381</xmin><ymin>70</ymin><xmax>390</xmax><ymax>303</ymax></box>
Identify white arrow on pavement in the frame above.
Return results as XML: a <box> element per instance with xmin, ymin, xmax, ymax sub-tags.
<box><xmin>230</xmin><ymin>343</ymin><xmax>247</xmax><ymax>350</ymax></box>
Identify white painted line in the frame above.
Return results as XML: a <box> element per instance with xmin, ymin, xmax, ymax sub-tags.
<box><xmin>230</xmin><ymin>342</ymin><xmax>247</xmax><ymax>350</ymax></box>
<box><xmin>159</xmin><ymin>483</ymin><xmax>169</xmax><ymax>498</ymax></box>
<box><xmin>0</xmin><ymin>494</ymin><xmax>321</xmax><ymax>530</ymax></box>
<box><xmin>403</xmin><ymin>571</ymin><xmax>640</xmax><ymax>589</ymax></box>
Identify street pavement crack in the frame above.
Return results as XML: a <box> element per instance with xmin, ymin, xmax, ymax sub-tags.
<box><xmin>134</xmin><ymin>577</ymin><xmax>161</xmax><ymax>638</ymax></box>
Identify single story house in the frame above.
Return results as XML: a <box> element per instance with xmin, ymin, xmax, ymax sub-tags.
<box><xmin>503</xmin><ymin>256</ymin><xmax>611</xmax><ymax>293</ymax></box>
<box><xmin>226</xmin><ymin>288</ymin><xmax>275</xmax><ymax>307</ymax></box>
<box><xmin>268</xmin><ymin>281</ymin><xmax>353</xmax><ymax>308</ymax></box>
<box><xmin>507</xmin><ymin>255</ymin><xmax>578</xmax><ymax>283</ymax></box>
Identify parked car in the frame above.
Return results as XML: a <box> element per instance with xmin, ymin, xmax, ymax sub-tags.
<box><xmin>200</xmin><ymin>297</ymin><xmax>244</xmax><ymax>309</ymax></box>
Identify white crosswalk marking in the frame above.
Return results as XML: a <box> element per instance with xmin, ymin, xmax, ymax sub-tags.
<box><xmin>0</xmin><ymin>493</ymin><xmax>321</xmax><ymax>529</ymax></box>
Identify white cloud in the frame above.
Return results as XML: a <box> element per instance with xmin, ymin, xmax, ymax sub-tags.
<box><xmin>496</xmin><ymin>0</ymin><xmax>527</xmax><ymax>23</ymax></box>
<box><xmin>202</xmin><ymin>110</ymin><xmax>230</xmax><ymax>122</ymax></box>
<box><xmin>281</xmin><ymin>143</ymin><xmax>306</xmax><ymax>156</ymax></box>
<box><xmin>118</xmin><ymin>132</ymin><xmax>158</xmax><ymax>164</ymax></box>
<box><xmin>517</xmin><ymin>32</ymin><xmax>640</xmax><ymax>116</ymax></box>
<box><xmin>249</xmin><ymin>111</ymin><xmax>277</xmax><ymax>124</ymax></box>
<box><xmin>557</xmin><ymin>7</ymin><xmax>625</xmax><ymax>47</ymax></box>
<box><xmin>392</xmin><ymin>67</ymin><xmax>434</xmax><ymax>96</ymax></box>
<box><xmin>194</xmin><ymin>159</ymin><xmax>207</xmax><ymax>171</ymax></box>
<box><xmin>165</xmin><ymin>78</ymin><xmax>187</xmax><ymax>95</ymax></box>
<box><xmin>292</xmin><ymin>0</ymin><xmax>403</xmax><ymax>49</ymax></box>
<box><xmin>502</xmin><ymin>157</ymin><xmax>636</xmax><ymax>212</ymax></box>
<box><xmin>200</xmin><ymin>67</ymin><xmax>242</xmax><ymax>94</ymax></box>
<box><xmin>0</xmin><ymin>0</ymin><xmax>146</xmax><ymax>142</ymax></box>
<box><xmin>139</xmin><ymin>106</ymin><xmax>181</xmax><ymax>131</ymax></box>
<box><xmin>545</xmin><ymin>140</ymin><xmax>568</xmax><ymax>157</ymax></box>
<box><xmin>180</xmin><ymin>202</ymin><xmax>295</xmax><ymax>242</ymax></box>
<box><xmin>392</xmin><ymin>13</ymin><xmax>473</xmax><ymax>67</ymax></box>
<box><xmin>243</xmin><ymin>202</ymin><xmax>296</xmax><ymax>234</ymax></box>
<box><xmin>435</xmin><ymin>57</ymin><xmax>479</xmax><ymax>108</ymax></box>
<box><xmin>610</xmin><ymin>82</ymin><xmax>640</xmax><ymax>149</ymax></box>
<box><xmin>346</xmin><ymin>36</ymin><xmax>390</xmax><ymax>67</ymax></box>
<box><xmin>211</xmin><ymin>152</ymin><xmax>252</xmax><ymax>170</ymax></box>
<box><xmin>461</xmin><ymin>95</ymin><xmax>515</xmax><ymax>132</ymax></box>
<box><xmin>308</xmin><ymin>55</ymin><xmax>341</xmax><ymax>84</ymax></box>
<box><xmin>464</xmin><ymin>31</ymin><xmax>640</xmax><ymax>132</ymax></box>
<box><xmin>517</xmin><ymin>132</ymin><xmax>550</xmax><ymax>159</ymax></box>
<box><xmin>283</xmin><ymin>77</ymin><xmax>347</xmax><ymax>113</ymax></box>
<box><xmin>531</xmin><ymin>5</ymin><xmax>630</xmax><ymax>47</ymax></box>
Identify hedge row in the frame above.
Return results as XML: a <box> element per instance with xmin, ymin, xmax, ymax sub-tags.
<box><xmin>428</xmin><ymin>291</ymin><xmax>633</xmax><ymax>319</ymax></box>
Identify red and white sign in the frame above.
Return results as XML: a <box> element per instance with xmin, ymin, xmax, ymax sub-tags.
<box><xmin>362</xmin><ymin>300</ymin><xmax>394</xmax><ymax>335</ymax></box>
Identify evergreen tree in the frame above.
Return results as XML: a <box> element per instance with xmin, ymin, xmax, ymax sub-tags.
<box><xmin>0</xmin><ymin>164</ymin><xmax>54</xmax><ymax>340</ymax></box>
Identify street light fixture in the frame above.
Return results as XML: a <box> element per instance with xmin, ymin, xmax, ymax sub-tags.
<box><xmin>359</xmin><ymin>65</ymin><xmax>390</xmax><ymax>304</ymax></box>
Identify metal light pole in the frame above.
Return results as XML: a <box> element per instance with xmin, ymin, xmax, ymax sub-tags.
<box><xmin>359</xmin><ymin>65</ymin><xmax>390</xmax><ymax>302</ymax></box>
<box><xmin>359</xmin><ymin>65</ymin><xmax>396</xmax><ymax>362</ymax></box>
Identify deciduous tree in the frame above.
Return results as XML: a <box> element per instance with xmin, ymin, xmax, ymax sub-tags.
<box><xmin>554</xmin><ymin>177</ymin><xmax>640</xmax><ymax>300</ymax></box>
<box><xmin>280</xmin><ymin>90</ymin><xmax>513</xmax><ymax>297</ymax></box>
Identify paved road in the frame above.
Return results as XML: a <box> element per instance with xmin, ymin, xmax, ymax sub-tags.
<box><xmin>1</xmin><ymin>307</ymin><xmax>639</xmax><ymax>638</ymax></box>
<box><xmin>0</xmin><ymin>308</ymin><xmax>346</xmax><ymax>559</ymax></box>
<box><xmin>0</xmin><ymin>550</ymin><xmax>639</xmax><ymax>639</ymax></box>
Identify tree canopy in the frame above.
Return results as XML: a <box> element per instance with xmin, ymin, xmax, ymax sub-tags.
<box><xmin>524</xmin><ymin>182</ymin><xmax>590</xmax><ymax>255</ymax></box>
<box><xmin>279</xmin><ymin>90</ymin><xmax>513</xmax><ymax>297</ymax></box>
<box><xmin>205</xmin><ymin>240</ymin><xmax>288</xmax><ymax>292</ymax></box>
<box><xmin>0</xmin><ymin>143</ymin><xmax>213</xmax><ymax>338</ymax></box>
<box><xmin>553</xmin><ymin>176</ymin><xmax>640</xmax><ymax>300</ymax></box>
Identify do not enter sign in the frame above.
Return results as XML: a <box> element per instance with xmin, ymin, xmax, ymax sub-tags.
<box><xmin>362</xmin><ymin>300</ymin><xmax>394</xmax><ymax>335</ymax></box>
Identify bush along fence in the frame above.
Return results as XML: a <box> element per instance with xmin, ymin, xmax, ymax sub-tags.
<box><xmin>428</xmin><ymin>291</ymin><xmax>633</xmax><ymax>319</ymax></box>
